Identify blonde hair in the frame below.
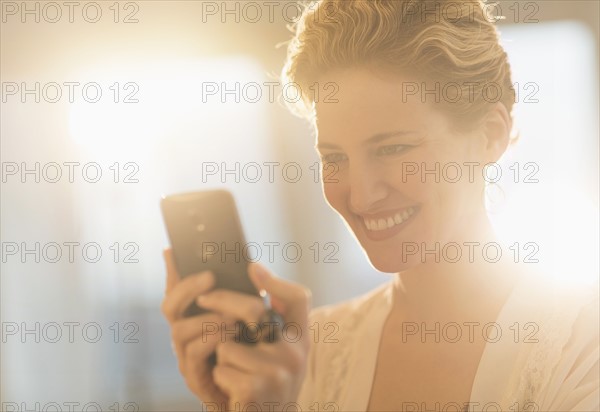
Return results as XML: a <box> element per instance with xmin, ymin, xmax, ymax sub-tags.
<box><xmin>281</xmin><ymin>0</ymin><xmax>516</xmax><ymax>133</ymax></box>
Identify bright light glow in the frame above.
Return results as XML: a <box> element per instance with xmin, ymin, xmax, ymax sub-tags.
<box><xmin>68</xmin><ymin>57</ymin><xmax>267</xmax><ymax>159</ymax></box>
<box><xmin>492</xmin><ymin>182</ymin><xmax>599</xmax><ymax>284</ymax></box>
<box><xmin>490</xmin><ymin>21</ymin><xmax>599</xmax><ymax>285</ymax></box>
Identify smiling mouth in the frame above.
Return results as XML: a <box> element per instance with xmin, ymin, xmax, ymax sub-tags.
<box><xmin>362</xmin><ymin>206</ymin><xmax>418</xmax><ymax>232</ymax></box>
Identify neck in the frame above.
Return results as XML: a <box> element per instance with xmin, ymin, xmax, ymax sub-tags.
<box><xmin>391</xmin><ymin>212</ymin><xmax>522</xmax><ymax>322</ymax></box>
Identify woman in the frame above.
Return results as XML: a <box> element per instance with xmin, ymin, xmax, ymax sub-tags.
<box><xmin>161</xmin><ymin>1</ymin><xmax>599</xmax><ymax>411</ymax></box>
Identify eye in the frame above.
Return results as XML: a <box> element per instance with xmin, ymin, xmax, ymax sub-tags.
<box><xmin>320</xmin><ymin>152</ymin><xmax>348</xmax><ymax>163</ymax></box>
<box><xmin>376</xmin><ymin>144</ymin><xmax>408</xmax><ymax>156</ymax></box>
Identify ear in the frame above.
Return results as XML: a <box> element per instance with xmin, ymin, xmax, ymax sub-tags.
<box><xmin>481</xmin><ymin>102</ymin><xmax>511</xmax><ymax>163</ymax></box>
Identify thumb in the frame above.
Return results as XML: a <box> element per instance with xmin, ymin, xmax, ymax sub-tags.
<box><xmin>248</xmin><ymin>262</ymin><xmax>311</xmax><ymax>326</ymax></box>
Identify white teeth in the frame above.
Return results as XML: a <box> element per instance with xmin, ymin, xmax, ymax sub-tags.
<box><xmin>363</xmin><ymin>207</ymin><xmax>417</xmax><ymax>232</ymax></box>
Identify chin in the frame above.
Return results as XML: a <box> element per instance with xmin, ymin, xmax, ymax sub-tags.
<box><xmin>343</xmin><ymin>209</ymin><xmax>427</xmax><ymax>273</ymax></box>
<box><xmin>362</xmin><ymin>247</ymin><xmax>420</xmax><ymax>273</ymax></box>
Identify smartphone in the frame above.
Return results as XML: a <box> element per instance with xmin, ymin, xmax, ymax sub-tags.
<box><xmin>160</xmin><ymin>189</ymin><xmax>259</xmax><ymax>317</ymax></box>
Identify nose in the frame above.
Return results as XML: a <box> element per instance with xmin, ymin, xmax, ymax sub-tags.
<box><xmin>347</xmin><ymin>161</ymin><xmax>388</xmax><ymax>214</ymax></box>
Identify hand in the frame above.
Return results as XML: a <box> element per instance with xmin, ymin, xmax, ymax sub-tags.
<box><xmin>161</xmin><ymin>248</ymin><xmax>231</xmax><ymax>406</ymax></box>
<box><xmin>161</xmin><ymin>248</ymin><xmax>312</xmax><ymax>411</ymax></box>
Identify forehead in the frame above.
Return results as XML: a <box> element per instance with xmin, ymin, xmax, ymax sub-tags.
<box><xmin>313</xmin><ymin>68</ymin><xmax>449</xmax><ymax>143</ymax></box>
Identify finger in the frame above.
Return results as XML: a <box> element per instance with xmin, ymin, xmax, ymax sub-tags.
<box><xmin>171</xmin><ymin>312</ymin><xmax>224</xmax><ymax>355</ymax></box>
<box><xmin>195</xmin><ymin>289</ymin><xmax>265</xmax><ymax>325</ymax></box>
<box><xmin>161</xmin><ymin>271</ymin><xmax>216</xmax><ymax>322</ymax></box>
<box><xmin>163</xmin><ymin>248</ymin><xmax>179</xmax><ymax>293</ymax></box>
<box><xmin>212</xmin><ymin>364</ymin><xmax>256</xmax><ymax>404</ymax></box>
<box><xmin>214</xmin><ymin>340</ymin><xmax>273</xmax><ymax>373</ymax></box>
<box><xmin>248</xmin><ymin>263</ymin><xmax>311</xmax><ymax>326</ymax></box>
<box><xmin>183</xmin><ymin>329</ymin><xmax>224</xmax><ymax>371</ymax></box>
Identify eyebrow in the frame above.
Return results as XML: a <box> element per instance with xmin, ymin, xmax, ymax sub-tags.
<box><xmin>315</xmin><ymin>130</ymin><xmax>421</xmax><ymax>150</ymax></box>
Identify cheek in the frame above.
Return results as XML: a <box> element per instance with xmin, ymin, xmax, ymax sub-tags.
<box><xmin>423</xmin><ymin>176</ymin><xmax>481</xmax><ymax>241</ymax></box>
<box><xmin>386</xmin><ymin>159</ymin><xmax>470</xmax><ymax>239</ymax></box>
<box><xmin>386</xmin><ymin>160</ymin><xmax>437</xmax><ymax>204</ymax></box>
<box><xmin>322</xmin><ymin>181</ymin><xmax>346</xmax><ymax>214</ymax></box>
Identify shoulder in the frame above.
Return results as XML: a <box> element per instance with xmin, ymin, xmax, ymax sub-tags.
<box><xmin>541</xmin><ymin>282</ymin><xmax>599</xmax><ymax>410</ymax></box>
<box><xmin>517</xmin><ymin>273</ymin><xmax>598</xmax><ymax>362</ymax></box>
<box><xmin>511</xmin><ymin>271</ymin><xmax>598</xmax><ymax>323</ymax></box>
<box><xmin>513</xmin><ymin>274</ymin><xmax>599</xmax><ymax>410</ymax></box>
<box><xmin>541</xmin><ymin>275</ymin><xmax>598</xmax><ymax>338</ymax></box>
<box><xmin>557</xmin><ymin>278</ymin><xmax>599</xmax><ymax>362</ymax></box>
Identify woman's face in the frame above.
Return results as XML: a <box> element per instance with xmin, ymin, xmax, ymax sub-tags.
<box><xmin>314</xmin><ymin>68</ymin><xmax>491</xmax><ymax>273</ymax></box>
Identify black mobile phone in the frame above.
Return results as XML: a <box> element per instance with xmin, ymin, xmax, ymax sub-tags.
<box><xmin>160</xmin><ymin>189</ymin><xmax>259</xmax><ymax>317</ymax></box>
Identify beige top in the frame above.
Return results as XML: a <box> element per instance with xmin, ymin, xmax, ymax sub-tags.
<box><xmin>297</xmin><ymin>273</ymin><xmax>599</xmax><ymax>411</ymax></box>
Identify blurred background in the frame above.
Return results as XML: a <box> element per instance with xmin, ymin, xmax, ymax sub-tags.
<box><xmin>1</xmin><ymin>0</ymin><xmax>598</xmax><ymax>410</ymax></box>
